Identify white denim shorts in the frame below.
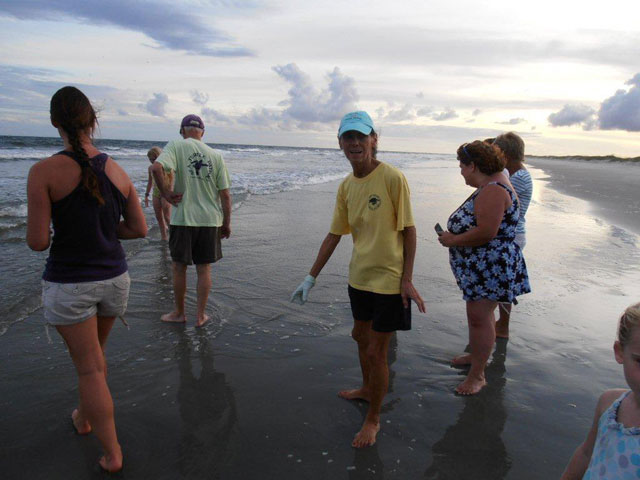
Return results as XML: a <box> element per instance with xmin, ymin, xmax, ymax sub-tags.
<box><xmin>42</xmin><ymin>272</ymin><xmax>131</xmax><ymax>326</ymax></box>
<box><xmin>514</xmin><ymin>234</ymin><xmax>526</xmax><ymax>250</ymax></box>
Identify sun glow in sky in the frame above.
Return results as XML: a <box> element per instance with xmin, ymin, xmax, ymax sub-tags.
<box><xmin>1</xmin><ymin>0</ymin><xmax>639</xmax><ymax>155</ymax></box>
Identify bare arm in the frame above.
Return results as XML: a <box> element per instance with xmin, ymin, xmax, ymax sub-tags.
<box><xmin>151</xmin><ymin>162</ymin><xmax>182</xmax><ymax>206</ymax></box>
<box><xmin>560</xmin><ymin>389</ymin><xmax>623</xmax><ymax>479</ymax></box>
<box><xmin>309</xmin><ymin>233</ymin><xmax>342</xmax><ymax>278</ymax></box>
<box><xmin>117</xmin><ymin>178</ymin><xmax>148</xmax><ymax>239</ymax></box>
<box><xmin>438</xmin><ymin>184</ymin><xmax>510</xmax><ymax>248</ymax></box>
<box><xmin>401</xmin><ymin>226</ymin><xmax>426</xmax><ymax>312</ymax></box>
<box><xmin>144</xmin><ymin>166</ymin><xmax>153</xmax><ymax>207</ymax></box>
<box><xmin>219</xmin><ymin>188</ymin><xmax>231</xmax><ymax>239</ymax></box>
<box><xmin>26</xmin><ymin>162</ymin><xmax>52</xmax><ymax>251</ymax></box>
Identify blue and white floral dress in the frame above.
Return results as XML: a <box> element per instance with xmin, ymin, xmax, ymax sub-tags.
<box><xmin>446</xmin><ymin>182</ymin><xmax>530</xmax><ymax>303</ymax></box>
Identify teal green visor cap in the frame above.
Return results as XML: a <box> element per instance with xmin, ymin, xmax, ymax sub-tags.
<box><xmin>338</xmin><ymin>111</ymin><xmax>375</xmax><ymax>138</ymax></box>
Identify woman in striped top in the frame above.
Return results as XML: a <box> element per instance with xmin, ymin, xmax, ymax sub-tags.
<box><xmin>493</xmin><ymin>132</ymin><xmax>533</xmax><ymax>338</ymax></box>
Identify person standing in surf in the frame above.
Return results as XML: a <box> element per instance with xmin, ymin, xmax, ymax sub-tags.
<box><xmin>151</xmin><ymin>114</ymin><xmax>232</xmax><ymax>328</ymax></box>
<box><xmin>26</xmin><ymin>86</ymin><xmax>147</xmax><ymax>472</ymax></box>
<box><xmin>144</xmin><ymin>146</ymin><xmax>173</xmax><ymax>241</ymax></box>
<box><xmin>492</xmin><ymin>132</ymin><xmax>533</xmax><ymax>339</ymax></box>
<box><xmin>291</xmin><ymin>111</ymin><xmax>426</xmax><ymax>448</ymax></box>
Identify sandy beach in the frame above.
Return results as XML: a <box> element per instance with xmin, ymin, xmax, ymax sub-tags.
<box><xmin>1</xmin><ymin>156</ymin><xmax>639</xmax><ymax>479</ymax></box>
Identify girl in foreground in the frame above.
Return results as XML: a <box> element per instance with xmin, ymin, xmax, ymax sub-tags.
<box><xmin>145</xmin><ymin>146</ymin><xmax>173</xmax><ymax>241</ymax></box>
<box><xmin>27</xmin><ymin>86</ymin><xmax>147</xmax><ymax>472</ymax></box>
<box><xmin>561</xmin><ymin>302</ymin><xmax>640</xmax><ymax>479</ymax></box>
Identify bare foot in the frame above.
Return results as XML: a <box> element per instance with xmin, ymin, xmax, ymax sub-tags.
<box><xmin>451</xmin><ymin>354</ymin><xmax>472</xmax><ymax>366</ymax></box>
<box><xmin>495</xmin><ymin>320</ymin><xmax>509</xmax><ymax>339</ymax></box>
<box><xmin>351</xmin><ymin>421</ymin><xmax>380</xmax><ymax>448</ymax></box>
<box><xmin>195</xmin><ymin>314</ymin><xmax>210</xmax><ymax>328</ymax></box>
<box><xmin>455</xmin><ymin>375</ymin><xmax>487</xmax><ymax>395</ymax></box>
<box><xmin>338</xmin><ymin>388</ymin><xmax>371</xmax><ymax>402</ymax></box>
<box><xmin>161</xmin><ymin>311</ymin><xmax>186</xmax><ymax>324</ymax></box>
<box><xmin>98</xmin><ymin>446</ymin><xmax>123</xmax><ymax>473</ymax></box>
<box><xmin>71</xmin><ymin>409</ymin><xmax>91</xmax><ymax>435</ymax></box>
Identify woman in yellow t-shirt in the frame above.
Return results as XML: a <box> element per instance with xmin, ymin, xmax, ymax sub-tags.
<box><xmin>144</xmin><ymin>146</ymin><xmax>174</xmax><ymax>241</ymax></box>
<box><xmin>291</xmin><ymin>111</ymin><xmax>426</xmax><ymax>449</ymax></box>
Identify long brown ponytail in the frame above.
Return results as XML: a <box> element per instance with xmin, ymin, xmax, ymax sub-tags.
<box><xmin>50</xmin><ymin>86</ymin><xmax>104</xmax><ymax>205</ymax></box>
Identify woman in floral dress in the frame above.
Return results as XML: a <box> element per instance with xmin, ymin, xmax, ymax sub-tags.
<box><xmin>438</xmin><ymin>140</ymin><xmax>530</xmax><ymax>395</ymax></box>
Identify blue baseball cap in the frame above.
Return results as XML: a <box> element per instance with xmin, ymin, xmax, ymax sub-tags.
<box><xmin>338</xmin><ymin>111</ymin><xmax>375</xmax><ymax>138</ymax></box>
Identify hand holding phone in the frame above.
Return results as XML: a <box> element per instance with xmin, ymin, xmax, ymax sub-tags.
<box><xmin>434</xmin><ymin>223</ymin><xmax>444</xmax><ymax>236</ymax></box>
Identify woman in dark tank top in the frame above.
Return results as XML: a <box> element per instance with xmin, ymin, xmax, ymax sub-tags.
<box><xmin>26</xmin><ymin>86</ymin><xmax>147</xmax><ymax>473</ymax></box>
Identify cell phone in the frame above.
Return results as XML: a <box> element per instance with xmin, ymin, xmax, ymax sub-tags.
<box><xmin>434</xmin><ymin>223</ymin><xmax>444</xmax><ymax>236</ymax></box>
<box><xmin>401</xmin><ymin>298</ymin><xmax>412</xmax><ymax>331</ymax></box>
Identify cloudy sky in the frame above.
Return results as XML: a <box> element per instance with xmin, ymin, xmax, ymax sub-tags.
<box><xmin>1</xmin><ymin>0</ymin><xmax>639</xmax><ymax>155</ymax></box>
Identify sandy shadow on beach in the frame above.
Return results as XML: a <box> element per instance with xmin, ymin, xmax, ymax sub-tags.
<box><xmin>424</xmin><ymin>339</ymin><xmax>511</xmax><ymax>479</ymax></box>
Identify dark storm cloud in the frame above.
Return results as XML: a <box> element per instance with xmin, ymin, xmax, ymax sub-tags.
<box><xmin>1</xmin><ymin>0</ymin><xmax>253</xmax><ymax>57</ymax></box>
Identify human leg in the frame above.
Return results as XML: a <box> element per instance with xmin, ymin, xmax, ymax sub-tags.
<box><xmin>161</xmin><ymin>262</ymin><xmax>187</xmax><ymax>323</ymax></box>
<box><xmin>338</xmin><ymin>319</ymin><xmax>372</xmax><ymax>401</ymax></box>
<box><xmin>352</xmin><ymin>330</ymin><xmax>393</xmax><ymax>448</ymax></box>
<box><xmin>456</xmin><ymin>299</ymin><xmax>497</xmax><ymax>395</ymax></box>
<box><xmin>73</xmin><ymin>315</ymin><xmax>116</xmax><ymax>433</ymax></box>
<box><xmin>495</xmin><ymin>302</ymin><xmax>512</xmax><ymax>338</ymax></box>
<box><xmin>195</xmin><ymin>263</ymin><xmax>212</xmax><ymax>327</ymax></box>
<box><xmin>56</xmin><ymin>317</ymin><xmax>122</xmax><ymax>472</ymax></box>
<box><xmin>152</xmin><ymin>196</ymin><xmax>168</xmax><ymax>241</ymax></box>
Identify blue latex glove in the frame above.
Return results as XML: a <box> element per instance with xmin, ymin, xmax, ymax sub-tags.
<box><xmin>290</xmin><ymin>275</ymin><xmax>316</xmax><ymax>305</ymax></box>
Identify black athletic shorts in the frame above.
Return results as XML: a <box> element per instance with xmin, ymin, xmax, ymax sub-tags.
<box><xmin>347</xmin><ymin>285</ymin><xmax>411</xmax><ymax>332</ymax></box>
<box><xmin>169</xmin><ymin>226</ymin><xmax>222</xmax><ymax>265</ymax></box>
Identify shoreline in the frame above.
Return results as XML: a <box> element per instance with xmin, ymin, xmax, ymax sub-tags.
<box><xmin>527</xmin><ymin>157</ymin><xmax>640</xmax><ymax>236</ymax></box>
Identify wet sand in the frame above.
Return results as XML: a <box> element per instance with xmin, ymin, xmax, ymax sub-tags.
<box><xmin>1</xmin><ymin>159</ymin><xmax>639</xmax><ymax>479</ymax></box>
<box><xmin>527</xmin><ymin>157</ymin><xmax>640</xmax><ymax>235</ymax></box>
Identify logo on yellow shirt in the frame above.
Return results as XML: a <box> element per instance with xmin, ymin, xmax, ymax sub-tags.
<box><xmin>368</xmin><ymin>194</ymin><xmax>381</xmax><ymax>210</ymax></box>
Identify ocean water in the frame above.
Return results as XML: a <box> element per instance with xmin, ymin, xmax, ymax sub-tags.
<box><xmin>0</xmin><ymin>135</ymin><xmax>425</xmax><ymax>334</ymax></box>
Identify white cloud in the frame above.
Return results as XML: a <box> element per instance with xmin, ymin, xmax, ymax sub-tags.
<box><xmin>598</xmin><ymin>73</ymin><xmax>640</xmax><ymax>132</ymax></box>
<box><xmin>500</xmin><ymin>117</ymin><xmax>526</xmax><ymax>125</ymax></box>
<box><xmin>191</xmin><ymin>90</ymin><xmax>210</xmax><ymax>106</ymax></box>
<box><xmin>382</xmin><ymin>104</ymin><xmax>416</xmax><ymax>122</ymax></box>
<box><xmin>432</xmin><ymin>108</ymin><xmax>459</xmax><ymax>121</ymax></box>
<box><xmin>270</xmin><ymin>63</ymin><xmax>358</xmax><ymax>126</ymax></box>
<box><xmin>201</xmin><ymin>106</ymin><xmax>232</xmax><ymax>125</ymax></box>
<box><xmin>144</xmin><ymin>93</ymin><xmax>169</xmax><ymax>117</ymax></box>
<box><xmin>548</xmin><ymin>104</ymin><xmax>596</xmax><ymax>129</ymax></box>
<box><xmin>237</xmin><ymin>107</ymin><xmax>282</xmax><ymax>127</ymax></box>
<box><xmin>417</xmin><ymin>106</ymin><xmax>434</xmax><ymax>117</ymax></box>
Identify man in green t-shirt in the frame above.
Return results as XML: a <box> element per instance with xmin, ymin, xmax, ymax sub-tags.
<box><xmin>151</xmin><ymin>114</ymin><xmax>231</xmax><ymax>327</ymax></box>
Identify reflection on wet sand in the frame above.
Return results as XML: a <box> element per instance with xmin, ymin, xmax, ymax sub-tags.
<box><xmin>176</xmin><ymin>333</ymin><xmax>238</xmax><ymax>478</ymax></box>
<box><xmin>425</xmin><ymin>339</ymin><xmax>511</xmax><ymax>479</ymax></box>
<box><xmin>349</xmin><ymin>445</ymin><xmax>385</xmax><ymax>479</ymax></box>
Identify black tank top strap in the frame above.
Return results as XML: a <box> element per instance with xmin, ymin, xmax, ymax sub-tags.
<box><xmin>487</xmin><ymin>181</ymin><xmax>515</xmax><ymax>200</ymax></box>
<box><xmin>56</xmin><ymin>150</ymin><xmax>83</xmax><ymax>167</ymax></box>
<box><xmin>56</xmin><ymin>150</ymin><xmax>108</xmax><ymax>172</ymax></box>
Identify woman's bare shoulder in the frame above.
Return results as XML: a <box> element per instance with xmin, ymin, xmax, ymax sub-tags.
<box><xmin>30</xmin><ymin>153</ymin><xmax>74</xmax><ymax>175</ymax></box>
